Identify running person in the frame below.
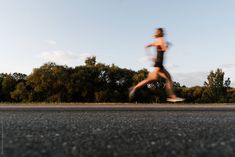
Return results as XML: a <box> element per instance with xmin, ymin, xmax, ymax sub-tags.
<box><xmin>129</xmin><ymin>28</ymin><xmax>184</xmax><ymax>102</ymax></box>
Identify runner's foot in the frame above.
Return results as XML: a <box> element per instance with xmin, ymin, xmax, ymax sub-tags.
<box><xmin>166</xmin><ymin>97</ymin><xmax>185</xmax><ymax>102</ymax></box>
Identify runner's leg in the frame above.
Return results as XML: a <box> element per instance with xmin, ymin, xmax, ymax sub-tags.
<box><xmin>129</xmin><ymin>68</ymin><xmax>160</xmax><ymax>97</ymax></box>
<box><xmin>158</xmin><ymin>68</ymin><xmax>176</xmax><ymax>98</ymax></box>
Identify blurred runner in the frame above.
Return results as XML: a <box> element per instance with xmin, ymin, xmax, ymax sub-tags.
<box><xmin>129</xmin><ymin>28</ymin><xmax>184</xmax><ymax>102</ymax></box>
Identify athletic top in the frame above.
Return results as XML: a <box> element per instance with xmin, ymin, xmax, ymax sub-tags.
<box><xmin>154</xmin><ymin>46</ymin><xmax>165</xmax><ymax>68</ymax></box>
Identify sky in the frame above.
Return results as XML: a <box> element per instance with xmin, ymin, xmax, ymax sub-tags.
<box><xmin>0</xmin><ymin>0</ymin><xmax>235</xmax><ymax>87</ymax></box>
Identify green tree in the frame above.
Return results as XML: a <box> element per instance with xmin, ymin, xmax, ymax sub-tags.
<box><xmin>12</xmin><ymin>73</ymin><xmax>27</xmax><ymax>81</ymax></box>
<box><xmin>203</xmin><ymin>68</ymin><xmax>230</xmax><ymax>102</ymax></box>
<box><xmin>0</xmin><ymin>74</ymin><xmax>17</xmax><ymax>101</ymax></box>
<box><xmin>107</xmin><ymin>65</ymin><xmax>135</xmax><ymax>102</ymax></box>
<box><xmin>27</xmin><ymin>63</ymin><xmax>71</xmax><ymax>102</ymax></box>
<box><xmin>181</xmin><ymin>86</ymin><xmax>204</xmax><ymax>103</ymax></box>
<box><xmin>11</xmin><ymin>82</ymin><xmax>29</xmax><ymax>102</ymax></box>
<box><xmin>85</xmin><ymin>56</ymin><xmax>96</xmax><ymax>66</ymax></box>
<box><xmin>2</xmin><ymin>56</ymin><xmax>234</xmax><ymax>103</ymax></box>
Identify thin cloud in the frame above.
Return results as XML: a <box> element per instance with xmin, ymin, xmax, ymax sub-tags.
<box><xmin>219</xmin><ymin>63</ymin><xmax>235</xmax><ymax>69</ymax></box>
<box><xmin>165</xmin><ymin>63</ymin><xmax>179</xmax><ymax>70</ymax></box>
<box><xmin>40</xmin><ymin>50</ymin><xmax>92</xmax><ymax>66</ymax></box>
<box><xmin>172</xmin><ymin>71</ymin><xmax>208</xmax><ymax>87</ymax></box>
<box><xmin>138</xmin><ymin>56</ymin><xmax>151</xmax><ymax>64</ymax></box>
<box><xmin>78</xmin><ymin>53</ymin><xmax>93</xmax><ymax>61</ymax></box>
<box><xmin>173</xmin><ymin>70</ymin><xmax>235</xmax><ymax>88</ymax></box>
<box><xmin>45</xmin><ymin>40</ymin><xmax>57</xmax><ymax>45</ymax></box>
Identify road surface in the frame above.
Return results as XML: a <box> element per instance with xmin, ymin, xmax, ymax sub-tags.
<box><xmin>0</xmin><ymin>103</ymin><xmax>235</xmax><ymax>157</ymax></box>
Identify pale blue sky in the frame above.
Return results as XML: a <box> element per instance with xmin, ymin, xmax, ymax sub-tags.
<box><xmin>0</xmin><ymin>0</ymin><xmax>235</xmax><ymax>86</ymax></box>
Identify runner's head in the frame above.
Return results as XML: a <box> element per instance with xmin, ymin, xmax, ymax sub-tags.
<box><xmin>155</xmin><ymin>28</ymin><xmax>164</xmax><ymax>38</ymax></box>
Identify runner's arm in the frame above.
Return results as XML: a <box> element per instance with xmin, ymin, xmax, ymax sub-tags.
<box><xmin>145</xmin><ymin>40</ymin><xmax>161</xmax><ymax>49</ymax></box>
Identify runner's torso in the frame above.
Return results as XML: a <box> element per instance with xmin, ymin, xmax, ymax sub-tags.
<box><xmin>154</xmin><ymin>45</ymin><xmax>165</xmax><ymax>68</ymax></box>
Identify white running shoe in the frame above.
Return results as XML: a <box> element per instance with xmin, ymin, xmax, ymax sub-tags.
<box><xmin>166</xmin><ymin>97</ymin><xmax>185</xmax><ymax>102</ymax></box>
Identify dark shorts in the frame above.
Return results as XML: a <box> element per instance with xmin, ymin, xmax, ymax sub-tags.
<box><xmin>154</xmin><ymin>61</ymin><xmax>164</xmax><ymax>69</ymax></box>
<box><xmin>154</xmin><ymin>51</ymin><xmax>164</xmax><ymax>69</ymax></box>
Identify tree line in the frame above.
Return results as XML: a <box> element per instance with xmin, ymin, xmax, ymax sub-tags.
<box><xmin>0</xmin><ymin>56</ymin><xmax>235</xmax><ymax>103</ymax></box>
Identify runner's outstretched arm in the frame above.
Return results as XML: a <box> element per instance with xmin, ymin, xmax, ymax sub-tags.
<box><xmin>145</xmin><ymin>41</ymin><xmax>160</xmax><ymax>48</ymax></box>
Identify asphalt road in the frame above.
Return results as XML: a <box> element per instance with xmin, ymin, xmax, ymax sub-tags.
<box><xmin>0</xmin><ymin>105</ymin><xmax>235</xmax><ymax>157</ymax></box>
